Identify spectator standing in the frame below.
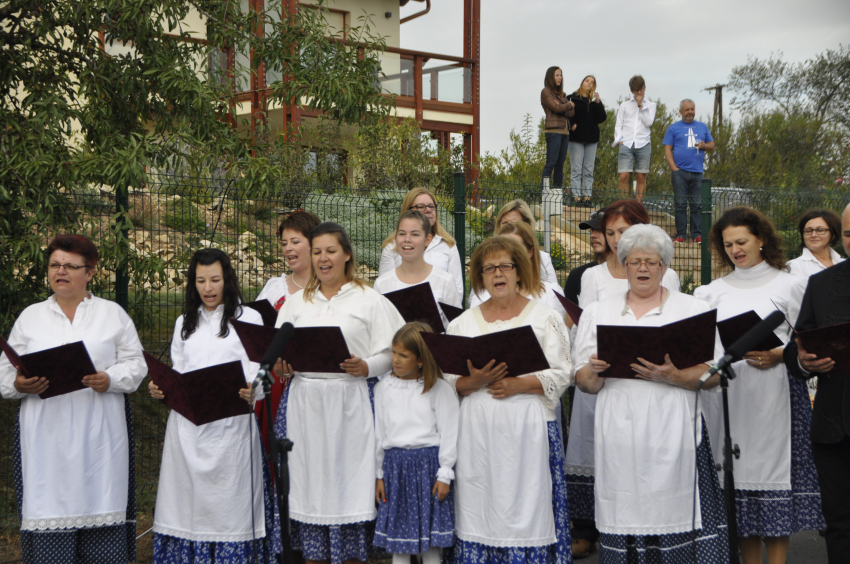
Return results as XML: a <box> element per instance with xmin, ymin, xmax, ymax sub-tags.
<box><xmin>785</xmin><ymin>203</ymin><xmax>850</xmax><ymax>563</ymax></box>
<box><xmin>614</xmin><ymin>76</ymin><xmax>655</xmax><ymax>202</ymax></box>
<box><xmin>567</xmin><ymin>76</ymin><xmax>607</xmax><ymax>207</ymax></box>
<box><xmin>663</xmin><ymin>99</ymin><xmax>715</xmax><ymax>243</ymax></box>
<box><xmin>541</xmin><ymin>66</ymin><xmax>575</xmax><ymax>192</ymax></box>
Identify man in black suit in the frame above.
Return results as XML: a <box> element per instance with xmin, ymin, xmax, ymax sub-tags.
<box><xmin>785</xmin><ymin>202</ymin><xmax>850</xmax><ymax>563</ymax></box>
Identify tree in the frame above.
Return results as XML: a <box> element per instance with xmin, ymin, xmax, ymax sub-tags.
<box><xmin>0</xmin><ymin>0</ymin><xmax>390</xmax><ymax>332</ymax></box>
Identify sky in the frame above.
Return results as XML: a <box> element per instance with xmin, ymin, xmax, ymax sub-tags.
<box><xmin>398</xmin><ymin>0</ymin><xmax>850</xmax><ymax>156</ymax></box>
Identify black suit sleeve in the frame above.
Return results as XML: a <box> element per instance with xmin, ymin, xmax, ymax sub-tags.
<box><xmin>785</xmin><ymin>277</ymin><xmax>817</xmax><ymax>380</ymax></box>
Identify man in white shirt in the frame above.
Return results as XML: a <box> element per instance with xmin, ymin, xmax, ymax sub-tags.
<box><xmin>614</xmin><ymin>75</ymin><xmax>657</xmax><ymax>202</ymax></box>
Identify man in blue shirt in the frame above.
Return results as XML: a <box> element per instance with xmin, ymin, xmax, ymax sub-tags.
<box><xmin>663</xmin><ymin>99</ymin><xmax>715</xmax><ymax>243</ymax></box>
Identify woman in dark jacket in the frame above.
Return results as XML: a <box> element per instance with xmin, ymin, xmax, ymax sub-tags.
<box><xmin>540</xmin><ymin>66</ymin><xmax>575</xmax><ymax>191</ymax></box>
<box><xmin>567</xmin><ymin>76</ymin><xmax>607</xmax><ymax>206</ymax></box>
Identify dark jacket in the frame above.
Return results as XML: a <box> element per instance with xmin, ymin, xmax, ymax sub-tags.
<box><xmin>541</xmin><ymin>87</ymin><xmax>575</xmax><ymax>130</ymax></box>
<box><xmin>566</xmin><ymin>93</ymin><xmax>607</xmax><ymax>144</ymax></box>
<box><xmin>784</xmin><ymin>260</ymin><xmax>850</xmax><ymax>444</ymax></box>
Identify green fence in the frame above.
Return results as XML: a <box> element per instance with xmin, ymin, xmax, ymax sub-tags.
<box><xmin>0</xmin><ymin>173</ymin><xmax>847</xmax><ymax>531</ymax></box>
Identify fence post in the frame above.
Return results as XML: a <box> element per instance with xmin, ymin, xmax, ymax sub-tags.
<box><xmin>115</xmin><ymin>183</ymin><xmax>130</xmax><ymax>311</ymax></box>
<box><xmin>541</xmin><ymin>177</ymin><xmax>552</xmax><ymax>253</ymax></box>
<box><xmin>453</xmin><ymin>171</ymin><xmax>467</xmax><ymax>303</ymax></box>
<box><xmin>701</xmin><ymin>178</ymin><xmax>712</xmax><ymax>287</ymax></box>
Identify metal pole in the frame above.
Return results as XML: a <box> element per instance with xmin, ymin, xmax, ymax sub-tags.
<box><xmin>701</xmin><ymin>178</ymin><xmax>712</xmax><ymax>287</ymax></box>
<box><xmin>453</xmin><ymin>171</ymin><xmax>467</xmax><ymax>303</ymax></box>
<box><xmin>115</xmin><ymin>183</ymin><xmax>130</xmax><ymax>311</ymax></box>
<box><xmin>542</xmin><ymin>177</ymin><xmax>551</xmax><ymax>254</ymax></box>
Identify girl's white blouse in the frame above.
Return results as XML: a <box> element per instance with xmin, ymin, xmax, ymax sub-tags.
<box><xmin>373</xmin><ymin>267</ymin><xmax>462</xmax><ymax>330</ymax></box>
<box><xmin>152</xmin><ymin>305</ymin><xmax>266</xmax><ymax>542</ymax></box>
<box><xmin>572</xmin><ymin>291</ymin><xmax>723</xmax><ymax>535</ymax></box>
<box><xmin>379</xmin><ymin>235</ymin><xmax>464</xmax><ymax>297</ymax></box>
<box><xmin>374</xmin><ymin>377</ymin><xmax>459</xmax><ymax>483</ymax></box>
<box><xmin>0</xmin><ymin>294</ymin><xmax>146</xmax><ymax>531</ymax></box>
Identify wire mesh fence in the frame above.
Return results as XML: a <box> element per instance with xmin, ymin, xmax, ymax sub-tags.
<box><xmin>0</xmin><ymin>173</ymin><xmax>847</xmax><ymax>531</ymax></box>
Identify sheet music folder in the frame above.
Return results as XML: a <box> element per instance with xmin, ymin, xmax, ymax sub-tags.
<box><xmin>231</xmin><ymin>319</ymin><xmax>352</xmax><ymax>373</ymax></box>
<box><xmin>420</xmin><ymin>326</ymin><xmax>550</xmax><ymax>377</ymax></box>
<box><xmin>243</xmin><ymin>300</ymin><xmax>278</xmax><ymax>328</ymax></box>
<box><xmin>717</xmin><ymin>310</ymin><xmax>783</xmax><ymax>352</ymax></box>
<box><xmin>553</xmin><ymin>293</ymin><xmax>583</xmax><ymax>325</ymax></box>
<box><xmin>797</xmin><ymin>320</ymin><xmax>850</xmax><ymax>375</ymax></box>
<box><xmin>0</xmin><ymin>336</ymin><xmax>97</xmax><ymax>399</ymax></box>
<box><xmin>381</xmin><ymin>282</ymin><xmax>446</xmax><ymax>332</ymax></box>
<box><xmin>597</xmin><ymin>310</ymin><xmax>717</xmax><ymax>379</ymax></box>
<box><xmin>143</xmin><ymin>352</ymin><xmax>251</xmax><ymax>425</ymax></box>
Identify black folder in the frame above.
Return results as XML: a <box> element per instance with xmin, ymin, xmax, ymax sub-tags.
<box><xmin>797</xmin><ymin>320</ymin><xmax>850</xmax><ymax>375</ymax></box>
<box><xmin>0</xmin><ymin>336</ymin><xmax>97</xmax><ymax>399</ymax></box>
<box><xmin>231</xmin><ymin>319</ymin><xmax>352</xmax><ymax>373</ymax></box>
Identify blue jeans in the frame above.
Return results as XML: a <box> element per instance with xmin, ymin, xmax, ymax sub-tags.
<box><xmin>543</xmin><ymin>132</ymin><xmax>569</xmax><ymax>188</ymax></box>
<box><xmin>671</xmin><ymin>169</ymin><xmax>703</xmax><ymax>238</ymax></box>
<box><xmin>569</xmin><ymin>141</ymin><xmax>598</xmax><ymax>199</ymax></box>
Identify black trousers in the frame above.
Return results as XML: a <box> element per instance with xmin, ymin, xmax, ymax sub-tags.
<box><xmin>811</xmin><ymin>436</ymin><xmax>850</xmax><ymax>564</ymax></box>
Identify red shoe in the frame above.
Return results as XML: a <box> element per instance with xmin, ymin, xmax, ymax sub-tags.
<box><xmin>693</xmin><ymin>236</ymin><xmax>702</xmax><ymax>243</ymax></box>
<box><xmin>674</xmin><ymin>237</ymin><xmax>685</xmax><ymax>243</ymax></box>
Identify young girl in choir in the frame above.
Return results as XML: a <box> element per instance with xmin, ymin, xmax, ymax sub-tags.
<box><xmin>373</xmin><ymin>210</ymin><xmax>462</xmax><ymax>329</ymax></box>
<box><xmin>373</xmin><ymin>322</ymin><xmax>459</xmax><ymax>564</ymax></box>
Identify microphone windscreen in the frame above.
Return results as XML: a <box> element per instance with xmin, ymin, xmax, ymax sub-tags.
<box><xmin>726</xmin><ymin>310</ymin><xmax>786</xmax><ymax>361</ymax></box>
<box><xmin>260</xmin><ymin>322</ymin><xmax>295</xmax><ymax>368</ymax></box>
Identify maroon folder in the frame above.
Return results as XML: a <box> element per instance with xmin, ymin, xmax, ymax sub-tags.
<box><xmin>717</xmin><ymin>310</ymin><xmax>783</xmax><ymax>352</ymax></box>
<box><xmin>596</xmin><ymin>310</ymin><xmax>717</xmax><ymax>379</ymax></box>
<box><xmin>439</xmin><ymin>302</ymin><xmax>464</xmax><ymax>323</ymax></box>
<box><xmin>796</xmin><ymin>320</ymin><xmax>850</xmax><ymax>375</ymax></box>
<box><xmin>420</xmin><ymin>325</ymin><xmax>550</xmax><ymax>377</ymax></box>
<box><xmin>381</xmin><ymin>282</ymin><xmax>445</xmax><ymax>332</ymax></box>
<box><xmin>143</xmin><ymin>352</ymin><xmax>251</xmax><ymax>425</ymax></box>
<box><xmin>0</xmin><ymin>336</ymin><xmax>97</xmax><ymax>399</ymax></box>
<box><xmin>231</xmin><ymin>319</ymin><xmax>352</xmax><ymax>373</ymax></box>
<box><xmin>243</xmin><ymin>300</ymin><xmax>278</xmax><ymax>328</ymax></box>
<box><xmin>553</xmin><ymin>292</ymin><xmax>583</xmax><ymax>325</ymax></box>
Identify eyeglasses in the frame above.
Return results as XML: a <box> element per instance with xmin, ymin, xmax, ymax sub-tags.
<box><xmin>803</xmin><ymin>227</ymin><xmax>830</xmax><ymax>236</ymax></box>
<box><xmin>625</xmin><ymin>259</ymin><xmax>662</xmax><ymax>269</ymax></box>
<box><xmin>410</xmin><ymin>204</ymin><xmax>437</xmax><ymax>212</ymax></box>
<box><xmin>48</xmin><ymin>262</ymin><xmax>88</xmax><ymax>272</ymax></box>
<box><xmin>482</xmin><ymin>263</ymin><xmax>516</xmax><ymax>274</ymax></box>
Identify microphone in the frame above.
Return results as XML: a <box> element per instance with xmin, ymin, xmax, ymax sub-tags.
<box><xmin>698</xmin><ymin>311</ymin><xmax>786</xmax><ymax>386</ymax></box>
<box><xmin>252</xmin><ymin>322</ymin><xmax>295</xmax><ymax>389</ymax></box>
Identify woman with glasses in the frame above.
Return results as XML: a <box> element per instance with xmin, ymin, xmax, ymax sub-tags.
<box><xmin>379</xmin><ymin>187</ymin><xmax>463</xmax><ymax>297</ymax></box>
<box><xmin>787</xmin><ymin>209</ymin><xmax>845</xmax><ymax>277</ymax></box>
<box><xmin>574</xmin><ymin>224</ymin><xmax>728</xmax><ymax>562</ymax></box>
<box><xmin>694</xmin><ymin>207</ymin><xmax>825</xmax><ymax>564</ymax></box>
<box><xmin>444</xmin><ymin>236</ymin><xmax>572</xmax><ymax>564</ymax></box>
<box><xmin>0</xmin><ymin>234</ymin><xmax>146</xmax><ymax>564</ymax></box>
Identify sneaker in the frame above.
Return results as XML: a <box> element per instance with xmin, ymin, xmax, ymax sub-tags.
<box><xmin>674</xmin><ymin>237</ymin><xmax>686</xmax><ymax>243</ymax></box>
<box><xmin>693</xmin><ymin>236</ymin><xmax>702</xmax><ymax>243</ymax></box>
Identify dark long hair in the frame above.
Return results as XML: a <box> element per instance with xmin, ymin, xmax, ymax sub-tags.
<box><xmin>544</xmin><ymin>66</ymin><xmax>563</xmax><ymax>97</ymax></box>
<box><xmin>181</xmin><ymin>248</ymin><xmax>243</xmax><ymax>340</ymax></box>
<box><xmin>709</xmin><ymin>206</ymin><xmax>787</xmax><ymax>271</ymax></box>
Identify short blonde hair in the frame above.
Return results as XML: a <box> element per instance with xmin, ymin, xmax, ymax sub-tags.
<box><xmin>469</xmin><ymin>237</ymin><xmax>534</xmax><ymax>297</ymax></box>
<box><xmin>493</xmin><ymin>199</ymin><xmax>535</xmax><ymax>234</ymax></box>
<box><xmin>495</xmin><ymin>222</ymin><xmax>543</xmax><ymax>298</ymax></box>
<box><xmin>392</xmin><ymin>322</ymin><xmax>443</xmax><ymax>393</ymax></box>
<box><xmin>382</xmin><ymin>187</ymin><xmax>456</xmax><ymax>248</ymax></box>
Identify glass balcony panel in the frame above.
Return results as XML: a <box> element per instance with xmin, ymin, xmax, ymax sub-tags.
<box><xmin>378</xmin><ymin>52</ymin><xmax>414</xmax><ymax>97</ymax></box>
<box><xmin>422</xmin><ymin>59</ymin><xmax>470</xmax><ymax>104</ymax></box>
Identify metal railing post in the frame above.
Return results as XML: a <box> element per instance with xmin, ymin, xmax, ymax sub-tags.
<box><xmin>701</xmin><ymin>178</ymin><xmax>713</xmax><ymax>286</ymax></box>
<box><xmin>541</xmin><ymin>177</ymin><xmax>552</xmax><ymax>253</ymax></box>
<box><xmin>116</xmin><ymin>183</ymin><xmax>130</xmax><ymax>311</ymax></box>
<box><xmin>453</xmin><ymin>171</ymin><xmax>467</xmax><ymax>303</ymax></box>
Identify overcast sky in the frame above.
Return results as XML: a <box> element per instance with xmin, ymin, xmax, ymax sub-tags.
<box><xmin>398</xmin><ymin>0</ymin><xmax>850</xmax><ymax>156</ymax></box>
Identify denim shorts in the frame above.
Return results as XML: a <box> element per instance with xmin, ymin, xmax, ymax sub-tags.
<box><xmin>618</xmin><ymin>143</ymin><xmax>651</xmax><ymax>173</ymax></box>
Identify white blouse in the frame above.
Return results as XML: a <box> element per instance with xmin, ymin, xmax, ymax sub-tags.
<box><xmin>0</xmin><ymin>294</ymin><xmax>146</xmax><ymax>531</ymax></box>
<box><xmin>578</xmin><ymin>262</ymin><xmax>681</xmax><ymax>308</ymax></box>
<box><xmin>468</xmin><ymin>281</ymin><xmax>567</xmax><ymax>320</ymax></box>
<box><xmin>373</xmin><ymin>267</ymin><xmax>462</xmax><ymax>331</ymax></box>
<box><xmin>573</xmin><ymin>291</ymin><xmax>723</xmax><ymax>535</ymax></box>
<box><xmin>374</xmin><ymin>377</ymin><xmax>459</xmax><ymax>484</ymax></box>
<box><xmin>256</xmin><ymin>275</ymin><xmax>293</xmax><ymax>309</ymax></box>
<box><xmin>153</xmin><ymin>305</ymin><xmax>266</xmax><ymax>543</ymax></box>
<box><xmin>786</xmin><ymin>247</ymin><xmax>845</xmax><ymax>278</ymax></box>
<box><xmin>379</xmin><ymin>235</ymin><xmax>464</xmax><ymax>297</ymax></box>
<box><xmin>539</xmin><ymin>250</ymin><xmax>559</xmax><ymax>285</ymax></box>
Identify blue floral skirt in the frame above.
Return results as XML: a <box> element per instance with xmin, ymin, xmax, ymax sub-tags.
<box><xmin>152</xmin><ymin>418</ymin><xmax>281</xmax><ymax>564</ymax></box>
<box><xmin>733</xmin><ymin>373</ymin><xmax>826</xmax><ymax>537</ymax></box>
<box><xmin>15</xmin><ymin>396</ymin><xmax>137</xmax><ymax>564</ymax></box>
<box><xmin>453</xmin><ymin>421</ymin><xmax>571</xmax><ymax>564</ymax></box>
<box><xmin>565</xmin><ymin>474</ymin><xmax>595</xmax><ymax>522</ymax></box>
<box><xmin>375</xmin><ymin>446</ymin><xmax>455</xmax><ymax>554</ymax></box>
<box><xmin>599</xmin><ymin>420</ymin><xmax>728</xmax><ymax>564</ymax></box>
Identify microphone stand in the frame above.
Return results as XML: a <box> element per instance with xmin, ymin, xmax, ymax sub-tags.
<box><xmin>258</xmin><ymin>370</ymin><xmax>294</xmax><ymax>564</ymax></box>
<box><xmin>718</xmin><ymin>365</ymin><xmax>741</xmax><ymax>564</ymax></box>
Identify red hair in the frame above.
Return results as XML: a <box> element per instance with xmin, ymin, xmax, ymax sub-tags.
<box><xmin>46</xmin><ymin>234</ymin><xmax>99</xmax><ymax>269</ymax></box>
<box><xmin>600</xmin><ymin>200</ymin><xmax>651</xmax><ymax>257</ymax></box>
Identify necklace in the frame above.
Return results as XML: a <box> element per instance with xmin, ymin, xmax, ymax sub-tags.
<box><xmin>290</xmin><ymin>272</ymin><xmax>308</xmax><ymax>289</ymax></box>
<box><xmin>613</xmin><ymin>262</ymin><xmax>626</xmax><ymax>278</ymax></box>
